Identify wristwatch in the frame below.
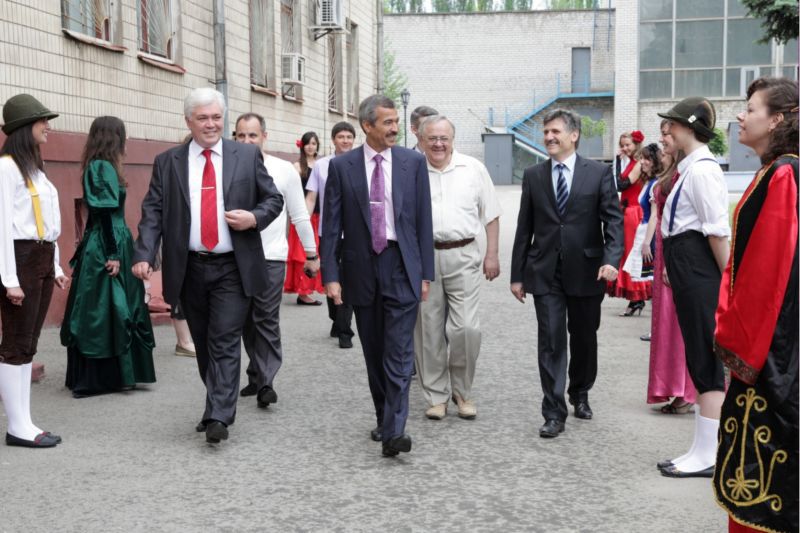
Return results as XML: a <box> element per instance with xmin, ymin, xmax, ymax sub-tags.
<box><xmin>306</xmin><ymin>255</ymin><xmax>319</xmax><ymax>261</ymax></box>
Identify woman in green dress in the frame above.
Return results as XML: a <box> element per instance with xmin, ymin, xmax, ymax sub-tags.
<box><xmin>61</xmin><ymin>116</ymin><xmax>156</xmax><ymax>397</ymax></box>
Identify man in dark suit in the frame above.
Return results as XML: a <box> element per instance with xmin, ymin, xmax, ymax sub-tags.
<box><xmin>321</xmin><ymin>94</ymin><xmax>434</xmax><ymax>457</ymax></box>
<box><xmin>510</xmin><ymin>108</ymin><xmax>623</xmax><ymax>439</ymax></box>
<box><xmin>132</xmin><ymin>88</ymin><xmax>283</xmax><ymax>444</ymax></box>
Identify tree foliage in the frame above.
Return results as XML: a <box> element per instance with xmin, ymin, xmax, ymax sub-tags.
<box><xmin>547</xmin><ymin>0</ymin><xmax>597</xmax><ymax>9</ymax></box>
<box><xmin>581</xmin><ymin>116</ymin><xmax>606</xmax><ymax>139</ymax></box>
<box><xmin>382</xmin><ymin>42</ymin><xmax>409</xmax><ymax>144</ymax></box>
<box><xmin>741</xmin><ymin>0</ymin><xmax>799</xmax><ymax>44</ymax></box>
<box><xmin>708</xmin><ymin>127</ymin><xmax>728</xmax><ymax>157</ymax></box>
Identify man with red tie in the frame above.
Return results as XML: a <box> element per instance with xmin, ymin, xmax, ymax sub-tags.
<box><xmin>132</xmin><ymin>88</ymin><xmax>283</xmax><ymax>444</ymax></box>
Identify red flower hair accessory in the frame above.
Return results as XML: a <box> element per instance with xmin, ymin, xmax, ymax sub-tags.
<box><xmin>296</xmin><ymin>139</ymin><xmax>304</xmax><ymax>148</ymax></box>
<box><xmin>631</xmin><ymin>130</ymin><xmax>644</xmax><ymax>144</ymax></box>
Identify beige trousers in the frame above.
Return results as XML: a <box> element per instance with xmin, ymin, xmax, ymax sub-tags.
<box><xmin>414</xmin><ymin>240</ymin><xmax>482</xmax><ymax>406</ymax></box>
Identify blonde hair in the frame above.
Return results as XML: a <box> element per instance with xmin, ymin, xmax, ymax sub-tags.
<box><xmin>619</xmin><ymin>132</ymin><xmax>643</xmax><ymax>160</ymax></box>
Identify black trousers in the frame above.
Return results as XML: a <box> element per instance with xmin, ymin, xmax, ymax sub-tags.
<box><xmin>180</xmin><ymin>253</ymin><xmax>250</xmax><ymax>426</ymax></box>
<box><xmin>663</xmin><ymin>230</ymin><xmax>726</xmax><ymax>394</ymax></box>
<box><xmin>320</xmin><ymin>236</ymin><xmax>354</xmax><ymax>339</ymax></box>
<box><xmin>532</xmin><ymin>262</ymin><xmax>604</xmax><ymax>422</ymax></box>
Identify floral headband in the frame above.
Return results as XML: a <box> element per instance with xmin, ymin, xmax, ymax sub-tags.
<box><xmin>631</xmin><ymin>130</ymin><xmax>645</xmax><ymax>144</ymax></box>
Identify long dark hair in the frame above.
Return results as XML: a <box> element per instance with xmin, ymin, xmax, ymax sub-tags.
<box><xmin>297</xmin><ymin>131</ymin><xmax>319</xmax><ymax>176</ymax></box>
<box><xmin>639</xmin><ymin>143</ymin><xmax>663</xmax><ymax>182</ymax></box>
<box><xmin>746</xmin><ymin>77</ymin><xmax>799</xmax><ymax>165</ymax></box>
<box><xmin>0</xmin><ymin>123</ymin><xmax>43</xmax><ymax>184</ymax></box>
<box><xmin>81</xmin><ymin>116</ymin><xmax>127</xmax><ymax>186</ymax></box>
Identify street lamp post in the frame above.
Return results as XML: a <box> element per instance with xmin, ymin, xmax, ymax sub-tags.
<box><xmin>400</xmin><ymin>88</ymin><xmax>410</xmax><ymax>148</ymax></box>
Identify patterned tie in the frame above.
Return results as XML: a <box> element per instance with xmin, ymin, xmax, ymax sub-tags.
<box><xmin>200</xmin><ymin>149</ymin><xmax>219</xmax><ymax>251</ymax></box>
<box><xmin>555</xmin><ymin>163</ymin><xmax>568</xmax><ymax>217</ymax></box>
<box><xmin>370</xmin><ymin>154</ymin><xmax>388</xmax><ymax>254</ymax></box>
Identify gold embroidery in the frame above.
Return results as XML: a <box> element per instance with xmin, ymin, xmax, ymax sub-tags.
<box><xmin>718</xmin><ymin>388</ymin><xmax>788</xmax><ymax>513</ymax></box>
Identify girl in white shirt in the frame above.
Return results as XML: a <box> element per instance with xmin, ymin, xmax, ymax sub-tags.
<box><xmin>0</xmin><ymin>94</ymin><xmax>69</xmax><ymax>448</ymax></box>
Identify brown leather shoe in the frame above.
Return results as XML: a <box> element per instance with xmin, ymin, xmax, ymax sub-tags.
<box><xmin>175</xmin><ymin>344</ymin><xmax>196</xmax><ymax>357</ymax></box>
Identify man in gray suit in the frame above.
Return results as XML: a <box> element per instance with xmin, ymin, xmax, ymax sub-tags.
<box><xmin>132</xmin><ymin>88</ymin><xmax>283</xmax><ymax>444</ymax></box>
<box><xmin>510</xmin><ymin>109</ymin><xmax>623</xmax><ymax>439</ymax></box>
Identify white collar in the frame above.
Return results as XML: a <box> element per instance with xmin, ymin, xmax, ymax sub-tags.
<box><xmin>189</xmin><ymin>138</ymin><xmax>223</xmax><ymax>159</ymax></box>
<box><xmin>363</xmin><ymin>142</ymin><xmax>392</xmax><ymax>163</ymax></box>
<box><xmin>677</xmin><ymin>144</ymin><xmax>714</xmax><ymax>176</ymax></box>
<box><xmin>552</xmin><ymin>152</ymin><xmax>577</xmax><ymax>173</ymax></box>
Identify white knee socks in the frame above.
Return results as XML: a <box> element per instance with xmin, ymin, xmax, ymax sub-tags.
<box><xmin>20</xmin><ymin>363</ymin><xmax>43</xmax><ymax>434</ymax></box>
<box><xmin>0</xmin><ymin>362</ymin><xmax>38</xmax><ymax>440</ymax></box>
<box><xmin>673</xmin><ymin>412</ymin><xmax>719</xmax><ymax>473</ymax></box>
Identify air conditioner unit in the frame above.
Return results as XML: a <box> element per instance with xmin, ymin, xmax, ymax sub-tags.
<box><xmin>281</xmin><ymin>53</ymin><xmax>305</xmax><ymax>85</ymax></box>
<box><xmin>314</xmin><ymin>0</ymin><xmax>344</xmax><ymax>29</ymax></box>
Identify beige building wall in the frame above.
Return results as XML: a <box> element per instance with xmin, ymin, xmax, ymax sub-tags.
<box><xmin>0</xmin><ymin>0</ymin><xmax>377</xmax><ymax>155</ymax></box>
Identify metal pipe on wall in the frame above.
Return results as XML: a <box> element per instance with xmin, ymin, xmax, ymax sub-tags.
<box><xmin>376</xmin><ymin>0</ymin><xmax>384</xmax><ymax>94</ymax></box>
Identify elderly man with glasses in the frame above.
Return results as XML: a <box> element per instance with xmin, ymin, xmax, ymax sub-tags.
<box><xmin>414</xmin><ymin>115</ymin><xmax>502</xmax><ymax>421</ymax></box>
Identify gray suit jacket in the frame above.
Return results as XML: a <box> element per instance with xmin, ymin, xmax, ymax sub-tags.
<box><xmin>133</xmin><ymin>139</ymin><xmax>283</xmax><ymax>305</ymax></box>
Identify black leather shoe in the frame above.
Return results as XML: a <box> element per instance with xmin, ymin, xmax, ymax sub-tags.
<box><xmin>43</xmin><ymin>431</ymin><xmax>62</xmax><ymax>444</ymax></box>
<box><xmin>257</xmin><ymin>386</ymin><xmax>278</xmax><ymax>408</ymax></box>
<box><xmin>660</xmin><ymin>464</ymin><xmax>714</xmax><ymax>478</ymax></box>
<box><xmin>196</xmin><ymin>421</ymin><xmax>207</xmax><ymax>433</ymax></box>
<box><xmin>382</xmin><ymin>434</ymin><xmax>412</xmax><ymax>457</ymax></box>
<box><xmin>370</xmin><ymin>426</ymin><xmax>382</xmax><ymax>442</ymax></box>
<box><xmin>205</xmin><ymin>421</ymin><xmax>228</xmax><ymax>443</ymax></box>
<box><xmin>338</xmin><ymin>335</ymin><xmax>353</xmax><ymax>349</ymax></box>
<box><xmin>240</xmin><ymin>383</ymin><xmax>258</xmax><ymax>397</ymax></box>
<box><xmin>657</xmin><ymin>459</ymin><xmax>674</xmax><ymax>470</ymax></box>
<box><xmin>539</xmin><ymin>419</ymin><xmax>565</xmax><ymax>438</ymax></box>
<box><xmin>6</xmin><ymin>432</ymin><xmax>59</xmax><ymax>448</ymax></box>
<box><xmin>574</xmin><ymin>401</ymin><xmax>593</xmax><ymax>420</ymax></box>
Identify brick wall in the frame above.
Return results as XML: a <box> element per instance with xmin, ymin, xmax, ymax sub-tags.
<box><xmin>385</xmin><ymin>9</ymin><xmax>616</xmax><ymax>161</ymax></box>
<box><xmin>0</xmin><ymin>0</ymin><xmax>377</xmax><ymax>154</ymax></box>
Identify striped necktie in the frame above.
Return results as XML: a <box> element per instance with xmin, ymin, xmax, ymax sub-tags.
<box><xmin>555</xmin><ymin>163</ymin><xmax>568</xmax><ymax>217</ymax></box>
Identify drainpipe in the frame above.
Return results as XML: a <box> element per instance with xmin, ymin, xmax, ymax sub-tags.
<box><xmin>376</xmin><ymin>0</ymin><xmax>384</xmax><ymax>94</ymax></box>
<box><xmin>213</xmin><ymin>0</ymin><xmax>230</xmax><ymax>137</ymax></box>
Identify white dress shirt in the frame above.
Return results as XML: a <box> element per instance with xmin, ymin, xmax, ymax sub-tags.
<box><xmin>306</xmin><ymin>154</ymin><xmax>333</xmax><ymax>236</ymax></box>
<box><xmin>551</xmin><ymin>151</ymin><xmax>577</xmax><ymax>196</ymax></box>
<box><xmin>661</xmin><ymin>145</ymin><xmax>730</xmax><ymax>239</ymax></box>
<box><xmin>187</xmin><ymin>139</ymin><xmax>234</xmax><ymax>253</ymax></box>
<box><xmin>427</xmin><ymin>151</ymin><xmax>502</xmax><ymax>242</ymax></box>
<box><xmin>0</xmin><ymin>156</ymin><xmax>64</xmax><ymax>288</ymax></box>
<box><xmin>260</xmin><ymin>154</ymin><xmax>316</xmax><ymax>261</ymax></box>
<box><xmin>363</xmin><ymin>143</ymin><xmax>397</xmax><ymax>241</ymax></box>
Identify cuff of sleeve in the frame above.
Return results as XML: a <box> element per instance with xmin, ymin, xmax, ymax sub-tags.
<box><xmin>701</xmin><ymin>223</ymin><xmax>731</xmax><ymax>238</ymax></box>
<box><xmin>54</xmin><ymin>264</ymin><xmax>65</xmax><ymax>279</ymax></box>
<box><xmin>2</xmin><ymin>275</ymin><xmax>20</xmax><ymax>288</ymax></box>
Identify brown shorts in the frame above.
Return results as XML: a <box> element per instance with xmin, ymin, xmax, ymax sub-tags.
<box><xmin>0</xmin><ymin>240</ymin><xmax>55</xmax><ymax>365</ymax></box>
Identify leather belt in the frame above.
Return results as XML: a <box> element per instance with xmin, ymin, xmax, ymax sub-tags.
<box><xmin>434</xmin><ymin>237</ymin><xmax>475</xmax><ymax>250</ymax></box>
<box><xmin>188</xmin><ymin>251</ymin><xmax>235</xmax><ymax>260</ymax></box>
<box><xmin>16</xmin><ymin>239</ymin><xmax>54</xmax><ymax>248</ymax></box>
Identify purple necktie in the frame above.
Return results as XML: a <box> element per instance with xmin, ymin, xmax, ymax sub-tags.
<box><xmin>370</xmin><ymin>154</ymin><xmax>388</xmax><ymax>254</ymax></box>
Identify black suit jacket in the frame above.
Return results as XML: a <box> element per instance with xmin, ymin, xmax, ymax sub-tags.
<box><xmin>133</xmin><ymin>139</ymin><xmax>283</xmax><ymax>305</ymax></box>
<box><xmin>320</xmin><ymin>145</ymin><xmax>435</xmax><ymax>306</ymax></box>
<box><xmin>510</xmin><ymin>154</ymin><xmax>623</xmax><ymax>297</ymax></box>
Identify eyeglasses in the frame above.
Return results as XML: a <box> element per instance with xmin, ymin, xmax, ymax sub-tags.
<box><xmin>425</xmin><ymin>136</ymin><xmax>451</xmax><ymax>144</ymax></box>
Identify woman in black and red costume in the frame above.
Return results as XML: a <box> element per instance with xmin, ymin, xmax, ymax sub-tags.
<box><xmin>713</xmin><ymin>77</ymin><xmax>798</xmax><ymax>533</ymax></box>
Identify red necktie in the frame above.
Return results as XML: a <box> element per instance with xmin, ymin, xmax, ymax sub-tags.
<box><xmin>201</xmin><ymin>149</ymin><xmax>218</xmax><ymax>250</ymax></box>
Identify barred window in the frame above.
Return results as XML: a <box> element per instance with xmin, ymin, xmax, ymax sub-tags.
<box><xmin>281</xmin><ymin>0</ymin><xmax>303</xmax><ymax>99</ymax></box>
<box><xmin>328</xmin><ymin>33</ymin><xmax>343</xmax><ymax>112</ymax></box>
<box><xmin>138</xmin><ymin>0</ymin><xmax>177</xmax><ymax>60</ymax></box>
<box><xmin>61</xmin><ymin>0</ymin><xmax>116</xmax><ymax>42</ymax></box>
<box><xmin>250</xmin><ymin>0</ymin><xmax>276</xmax><ymax>90</ymax></box>
<box><xmin>345</xmin><ymin>20</ymin><xmax>359</xmax><ymax>115</ymax></box>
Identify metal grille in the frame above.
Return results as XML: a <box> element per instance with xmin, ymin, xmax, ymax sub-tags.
<box><xmin>250</xmin><ymin>0</ymin><xmax>274</xmax><ymax>87</ymax></box>
<box><xmin>346</xmin><ymin>21</ymin><xmax>358</xmax><ymax>114</ymax></box>
<box><xmin>138</xmin><ymin>0</ymin><xmax>173</xmax><ymax>58</ymax></box>
<box><xmin>61</xmin><ymin>0</ymin><xmax>112</xmax><ymax>41</ymax></box>
<box><xmin>328</xmin><ymin>34</ymin><xmax>342</xmax><ymax>110</ymax></box>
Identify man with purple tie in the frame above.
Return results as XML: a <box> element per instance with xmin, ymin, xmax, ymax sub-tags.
<box><xmin>321</xmin><ymin>95</ymin><xmax>434</xmax><ymax>457</ymax></box>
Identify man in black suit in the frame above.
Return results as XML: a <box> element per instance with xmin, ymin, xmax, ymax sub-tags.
<box><xmin>510</xmin><ymin>108</ymin><xmax>623</xmax><ymax>439</ymax></box>
<box><xmin>321</xmin><ymin>95</ymin><xmax>434</xmax><ymax>457</ymax></box>
<box><xmin>132</xmin><ymin>88</ymin><xmax>283</xmax><ymax>444</ymax></box>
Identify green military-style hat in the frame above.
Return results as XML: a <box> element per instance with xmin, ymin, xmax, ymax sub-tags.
<box><xmin>2</xmin><ymin>94</ymin><xmax>58</xmax><ymax>135</ymax></box>
<box><xmin>657</xmin><ymin>96</ymin><xmax>716</xmax><ymax>140</ymax></box>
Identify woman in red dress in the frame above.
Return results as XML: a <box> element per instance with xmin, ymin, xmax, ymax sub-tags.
<box><xmin>285</xmin><ymin>131</ymin><xmax>324</xmax><ymax>305</ymax></box>
<box><xmin>608</xmin><ymin>130</ymin><xmax>652</xmax><ymax>315</ymax></box>
<box><xmin>713</xmin><ymin>77</ymin><xmax>798</xmax><ymax>533</ymax></box>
